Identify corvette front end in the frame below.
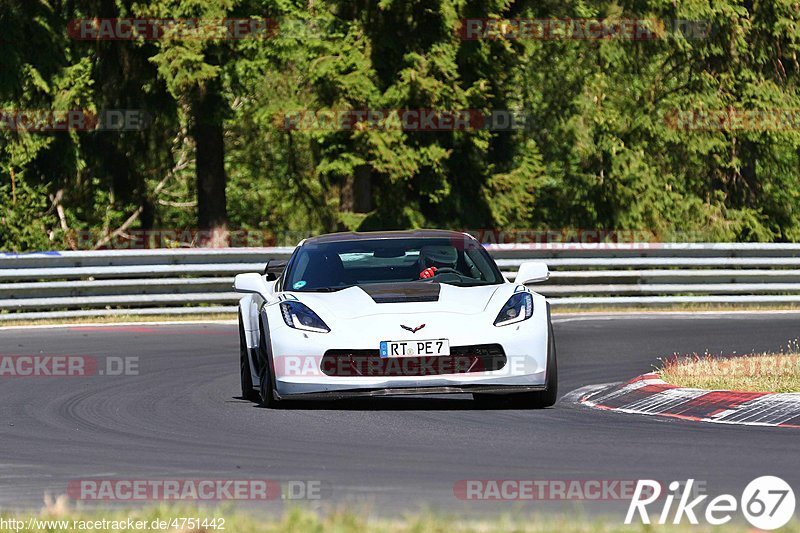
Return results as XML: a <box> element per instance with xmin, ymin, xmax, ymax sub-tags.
<box><xmin>234</xmin><ymin>229</ymin><xmax>557</xmax><ymax>407</ymax></box>
<box><xmin>258</xmin><ymin>284</ymin><xmax>549</xmax><ymax>398</ymax></box>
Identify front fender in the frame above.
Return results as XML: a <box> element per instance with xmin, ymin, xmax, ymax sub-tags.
<box><xmin>239</xmin><ymin>294</ymin><xmax>262</xmax><ymax>350</ymax></box>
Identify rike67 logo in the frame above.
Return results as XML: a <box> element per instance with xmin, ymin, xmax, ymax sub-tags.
<box><xmin>626</xmin><ymin>476</ymin><xmax>796</xmax><ymax>530</ymax></box>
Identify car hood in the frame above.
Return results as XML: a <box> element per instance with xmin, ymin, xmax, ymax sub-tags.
<box><xmin>285</xmin><ymin>283</ymin><xmax>506</xmax><ymax>319</ymax></box>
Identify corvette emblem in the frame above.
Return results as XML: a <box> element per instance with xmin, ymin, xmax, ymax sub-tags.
<box><xmin>400</xmin><ymin>323</ymin><xmax>426</xmax><ymax>333</ymax></box>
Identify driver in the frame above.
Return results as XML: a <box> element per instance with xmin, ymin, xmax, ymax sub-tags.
<box><xmin>418</xmin><ymin>245</ymin><xmax>459</xmax><ymax>279</ymax></box>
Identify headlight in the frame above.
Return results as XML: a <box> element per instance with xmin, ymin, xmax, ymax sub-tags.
<box><xmin>494</xmin><ymin>293</ymin><xmax>533</xmax><ymax>326</ymax></box>
<box><xmin>280</xmin><ymin>301</ymin><xmax>330</xmax><ymax>333</ymax></box>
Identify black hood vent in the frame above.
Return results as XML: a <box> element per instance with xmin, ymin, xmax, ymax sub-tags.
<box><xmin>358</xmin><ymin>282</ymin><xmax>441</xmax><ymax>304</ymax></box>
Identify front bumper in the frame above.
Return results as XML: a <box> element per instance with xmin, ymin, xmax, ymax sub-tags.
<box><xmin>273</xmin><ymin>383</ymin><xmax>547</xmax><ymax>401</ymax></box>
<box><xmin>264</xmin><ymin>299</ymin><xmax>549</xmax><ymax>397</ymax></box>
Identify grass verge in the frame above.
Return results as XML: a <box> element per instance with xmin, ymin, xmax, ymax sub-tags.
<box><xmin>658</xmin><ymin>344</ymin><xmax>800</xmax><ymax>392</ymax></box>
<box><xmin>1</xmin><ymin>503</ymin><xmax>797</xmax><ymax>533</ymax></box>
<box><xmin>0</xmin><ymin>313</ymin><xmax>238</xmax><ymax>328</ymax></box>
<box><xmin>552</xmin><ymin>302</ymin><xmax>800</xmax><ymax>314</ymax></box>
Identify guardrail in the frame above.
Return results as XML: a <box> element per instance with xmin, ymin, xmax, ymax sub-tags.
<box><xmin>3</xmin><ymin>243</ymin><xmax>800</xmax><ymax>320</ymax></box>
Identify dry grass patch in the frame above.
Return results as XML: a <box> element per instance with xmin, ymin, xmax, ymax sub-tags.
<box><xmin>659</xmin><ymin>343</ymin><xmax>800</xmax><ymax>393</ymax></box>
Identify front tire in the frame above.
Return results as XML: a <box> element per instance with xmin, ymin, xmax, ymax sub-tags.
<box><xmin>239</xmin><ymin>314</ymin><xmax>259</xmax><ymax>402</ymax></box>
<box><xmin>257</xmin><ymin>318</ymin><xmax>279</xmax><ymax>408</ymax></box>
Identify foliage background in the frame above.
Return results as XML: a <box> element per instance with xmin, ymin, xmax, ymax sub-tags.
<box><xmin>2</xmin><ymin>0</ymin><xmax>800</xmax><ymax>251</ymax></box>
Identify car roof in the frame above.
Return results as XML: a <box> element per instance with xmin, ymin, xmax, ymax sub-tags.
<box><xmin>301</xmin><ymin>229</ymin><xmax>475</xmax><ymax>246</ymax></box>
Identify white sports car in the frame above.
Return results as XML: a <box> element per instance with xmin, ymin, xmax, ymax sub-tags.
<box><xmin>234</xmin><ymin>230</ymin><xmax>556</xmax><ymax>408</ymax></box>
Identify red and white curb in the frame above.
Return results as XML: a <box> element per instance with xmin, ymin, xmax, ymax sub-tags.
<box><xmin>580</xmin><ymin>373</ymin><xmax>800</xmax><ymax>428</ymax></box>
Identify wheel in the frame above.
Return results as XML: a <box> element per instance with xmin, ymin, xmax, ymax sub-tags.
<box><xmin>258</xmin><ymin>363</ymin><xmax>278</xmax><ymax>408</ymax></box>
<box><xmin>257</xmin><ymin>318</ymin><xmax>279</xmax><ymax>408</ymax></box>
<box><xmin>239</xmin><ymin>313</ymin><xmax>260</xmax><ymax>402</ymax></box>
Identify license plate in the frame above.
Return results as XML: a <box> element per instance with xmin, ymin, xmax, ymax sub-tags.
<box><xmin>380</xmin><ymin>339</ymin><xmax>450</xmax><ymax>358</ymax></box>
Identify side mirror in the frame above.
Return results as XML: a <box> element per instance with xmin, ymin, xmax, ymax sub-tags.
<box><xmin>233</xmin><ymin>273</ymin><xmax>271</xmax><ymax>300</ymax></box>
<box><xmin>263</xmin><ymin>259</ymin><xmax>288</xmax><ymax>282</ymax></box>
<box><xmin>514</xmin><ymin>261</ymin><xmax>549</xmax><ymax>284</ymax></box>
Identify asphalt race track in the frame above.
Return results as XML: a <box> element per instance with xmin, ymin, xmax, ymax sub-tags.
<box><xmin>1</xmin><ymin>313</ymin><xmax>799</xmax><ymax>518</ymax></box>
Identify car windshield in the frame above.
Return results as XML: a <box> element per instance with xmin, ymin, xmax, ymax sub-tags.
<box><xmin>283</xmin><ymin>237</ymin><xmax>505</xmax><ymax>291</ymax></box>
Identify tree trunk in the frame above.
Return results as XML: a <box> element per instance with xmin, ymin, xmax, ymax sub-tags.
<box><xmin>338</xmin><ymin>165</ymin><xmax>372</xmax><ymax>231</ymax></box>
<box><xmin>191</xmin><ymin>80</ymin><xmax>228</xmax><ymax>246</ymax></box>
<box><xmin>353</xmin><ymin>164</ymin><xmax>373</xmax><ymax>213</ymax></box>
